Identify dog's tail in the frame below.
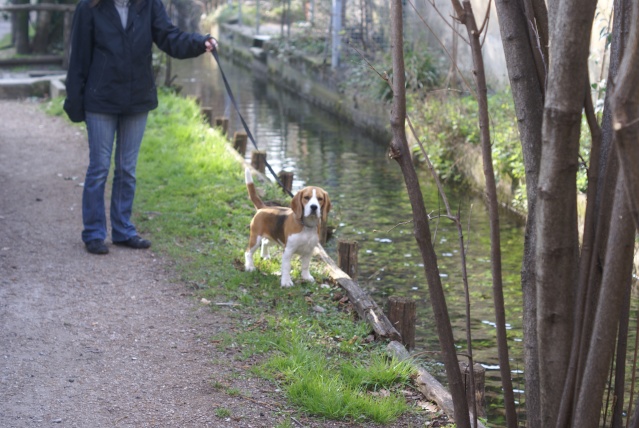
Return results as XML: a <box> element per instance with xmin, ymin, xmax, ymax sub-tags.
<box><xmin>245</xmin><ymin>168</ymin><xmax>266</xmax><ymax>210</ymax></box>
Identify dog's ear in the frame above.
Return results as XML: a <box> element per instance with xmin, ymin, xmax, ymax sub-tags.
<box><xmin>321</xmin><ymin>190</ymin><xmax>331</xmax><ymax>224</ymax></box>
<box><xmin>290</xmin><ymin>189</ymin><xmax>303</xmax><ymax>220</ymax></box>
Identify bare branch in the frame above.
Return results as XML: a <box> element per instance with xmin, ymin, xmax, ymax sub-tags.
<box><xmin>477</xmin><ymin>0</ymin><xmax>492</xmax><ymax>45</ymax></box>
<box><xmin>405</xmin><ymin>114</ymin><xmax>453</xmax><ymax>215</ymax></box>
<box><xmin>421</xmin><ymin>0</ymin><xmax>469</xmax><ymax>43</ymax></box>
<box><xmin>406</xmin><ymin>0</ymin><xmax>476</xmax><ymax>97</ymax></box>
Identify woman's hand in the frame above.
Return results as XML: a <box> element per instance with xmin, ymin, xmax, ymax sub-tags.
<box><xmin>205</xmin><ymin>37</ymin><xmax>218</xmax><ymax>53</ymax></box>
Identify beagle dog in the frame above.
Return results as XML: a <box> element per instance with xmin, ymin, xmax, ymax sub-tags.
<box><xmin>244</xmin><ymin>168</ymin><xmax>331</xmax><ymax>287</ymax></box>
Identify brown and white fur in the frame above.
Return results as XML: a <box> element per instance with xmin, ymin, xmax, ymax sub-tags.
<box><xmin>244</xmin><ymin>168</ymin><xmax>331</xmax><ymax>287</ymax></box>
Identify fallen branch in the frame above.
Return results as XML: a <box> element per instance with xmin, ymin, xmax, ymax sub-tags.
<box><xmin>314</xmin><ymin>244</ymin><xmax>401</xmax><ymax>342</ymax></box>
<box><xmin>387</xmin><ymin>341</ymin><xmax>487</xmax><ymax>428</ymax></box>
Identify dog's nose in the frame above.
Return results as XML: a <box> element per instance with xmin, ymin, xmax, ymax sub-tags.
<box><xmin>310</xmin><ymin>204</ymin><xmax>318</xmax><ymax>212</ymax></box>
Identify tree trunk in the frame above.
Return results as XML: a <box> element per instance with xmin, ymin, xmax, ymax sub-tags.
<box><xmin>12</xmin><ymin>0</ymin><xmax>30</xmax><ymax>54</ymax></box>
<box><xmin>611</xmin><ymin>0</ymin><xmax>639</xmax><ymax>229</ymax></box>
<box><xmin>492</xmin><ymin>0</ymin><xmax>547</xmax><ymax>424</ymax></box>
<box><xmin>32</xmin><ymin>0</ymin><xmax>53</xmax><ymax>54</ymax></box>
<box><xmin>611</xmin><ymin>285</ymin><xmax>632</xmax><ymax>428</ymax></box>
<box><xmin>535</xmin><ymin>0</ymin><xmax>598</xmax><ymax>425</ymax></box>
<box><xmin>573</xmin><ymin>176</ymin><xmax>635</xmax><ymax>428</ymax></box>
<box><xmin>453</xmin><ymin>0</ymin><xmax>518</xmax><ymax>426</ymax></box>
<box><xmin>555</xmin><ymin>1</ymin><xmax>633</xmax><ymax>425</ymax></box>
<box><xmin>330</xmin><ymin>0</ymin><xmax>342</xmax><ymax>69</ymax></box>
<box><xmin>388</xmin><ymin>2</ymin><xmax>470</xmax><ymax>427</ymax></box>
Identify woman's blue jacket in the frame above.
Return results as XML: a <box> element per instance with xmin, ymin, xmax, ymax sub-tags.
<box><xmin>63</xmin><ymin>0</ymin><xmax>208</xmax><ymax>122</ymax></box>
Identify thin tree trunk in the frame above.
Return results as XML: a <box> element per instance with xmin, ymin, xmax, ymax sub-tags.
<box><xmin>12</xmin><ymin>0</ymin><xmax>30</xmax><ymax>54</ymax></box>
<box><xmin>555</xmin><ymin>82</ymin><xmax>604</xmax><ymax>428</ymax></box>
<box><xmin>450</xmin><ymin>1</ymin><xmax>518</xmax><ymax>426</ymax></box>
<box><xmin>330</xmin><ymin>0</ymin><xmax>342</xmax><ymax>69</ymax></box>
<box><xmin>557</xmin><ymin>1</ymin><xmax>633</xmax><ymax>424</ymax></box>
<box><xmin>611</xmin><ymin>0</ymin><xmax>639</xmax><ymax>228</ymax></box>
<box><xmin>611</xmin><ymin>285</ymin><xmax>632</xmax><ymax>428</ymax></box>
<box><xmin>388</xmin><ymin>2</ymin><xmax>470</xmax><ymax>427</ymax></box>
<box><xmin>32</xmin><ymin>0</ymin><xmax>53</xmax><ymax>54</ymax></box>
<box><xmin>536</xmin><ymin>0</ymin><xmax>598</xmax><ymax>425</ymax></box>
<box><xmin>492</xmin><ymin>0</ymin><xmax>547</xmax><ymax>424</ymax></box>
<box><xmin>572</xmin><ymin>177</ymin><xmax>635</xmax><ymax>427</ymax></box>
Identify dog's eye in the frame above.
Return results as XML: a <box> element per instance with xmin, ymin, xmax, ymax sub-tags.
<box><xmin>304</xmin><ymin>196</ymin><xmax>311</xmax><ymax>201</ymax></box>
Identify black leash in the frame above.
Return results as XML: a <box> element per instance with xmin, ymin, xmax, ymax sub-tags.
<box><xmin>210</xmin><ymin>49</ymin><xmax>294</xmax><ymax>198</ymax></box>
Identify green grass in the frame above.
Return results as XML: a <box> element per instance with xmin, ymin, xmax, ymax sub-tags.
<box><xmin>215</xmin><ymin>407</ymin><xmax>231</xmax><ymax>418</ymax></box>
<box><xmin>43</xmin><ymin>89</ymin><xmax>422</xmax><ymax>424</ymax></box>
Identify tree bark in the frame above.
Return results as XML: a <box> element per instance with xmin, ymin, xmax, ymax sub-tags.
<box><xmin>388</xmin><ymin>2</ymin><xmax>470</xmax><ymax>426</ymax></box>
<box><xmin>535</xmin><ymin>0</ymin><xmax>598</xmax><ymax>425</ymax></box>
<box><xmin>452</xmin><ymin>1</ymin><xmax>518</xmax><ymax>426</ymax></box>
<box><xmin>492</xmin><ymin>0</ymin><xmax>546</xmax><ymax>424</ymax></box>
<box><xmin>32</xmin><ymin>0</ymin><xmax>53</xmax><ymax>54</ymax></box>
<box><xmin>611</xmin><ymin>285</ymin><xmax>632</xmax><ymax>428</ymax></box>
<box><xmin>611</xmin><ymin>0</ymin><xmax>639</xmax><ymax>229</ymax></box>
<box><xmin>573</xmin><ymin>176</ymin><xmax>635</xmax><ymax>428</ymax></box>
<box><xmin>555</xmin><ymin>2</ymin><xmax>633</xmax><ymax>425</ymax></box>
<box><xmin>330</xmin><ymin>0</ymin><xmax>342</xmax><ymax>69</ymax></box>
<box><xmin>12</xmin><ymin>0</ymin><xmax>30</xmax><ymax>55</ymax></box>
<box><xmin>314</xmin><ymin>245</ymin><xmax>401</xmax><ymax>341</ymax></box>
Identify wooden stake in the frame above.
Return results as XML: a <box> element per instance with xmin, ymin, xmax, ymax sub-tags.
<box><xmin>214</xmin><ymin>116</ymin><xmax>229</xmax><ymax>136</ymax></box>
<box><xmin>278</xmin><ymin>171</ymin><xmax>294</xmax><ymax>194</ymax></box>
<box><xmin>459</xmin><ymin>361</ymin><xmax>486</xmax><ymax>418</ymax></box>
<box><xmin>201</xmin><ymin>107</ymin><xmax>213</xmax><ymax>127</ymax></box>
<box><xmin>251</xmin><ymin>150</ymin><xmax>267</xmax><ymax>173</ymax></box>
<box><xmin>337</xmin><ymin>239</ymin><xmax>358</xmax><ymax>280</ymax></box>
<box><xmin>319</xmin><ymin>217</ymin><xmax>328</xmax><ymax>245</ymax></box>
<box><xmin>233</xmin><ymin>131</ymin><xmax>248</xmax><ymax>156</ymax></box>
<box><xmin>387</xmin><ymin>296</ymin><xmax>416</xmax><ymax>350</ymax></box>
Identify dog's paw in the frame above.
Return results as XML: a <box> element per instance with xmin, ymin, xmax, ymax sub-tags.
<box><xmin>301</xmin><ymin>273</ymin><xmax>315</xmax><ymax>283</ymax></box>
<box><xmin>245</xmin><ymin>265</ymin><xmax>256</xmax><ymax>272</ymax></box>
<box><xmin>281</xmin><ymin>278</ymin><xmax>294</xmax><ymax>288</ymax></box>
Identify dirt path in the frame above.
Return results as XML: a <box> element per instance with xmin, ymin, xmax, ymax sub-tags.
<box><xmin>0</xmin><ymin>99</ymin><xmax>440</xmax><ymax>428</ymax></box>
<box><xmin>0</xmin><ymin>99</ymin><xmax>300</xmax><ymax>428</ymax></box>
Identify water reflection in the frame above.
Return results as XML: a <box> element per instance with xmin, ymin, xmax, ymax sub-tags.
<box><xmin>173</xmin><ymin>54</ymin><xmax>526</xmax><ymax>425</ymax></box>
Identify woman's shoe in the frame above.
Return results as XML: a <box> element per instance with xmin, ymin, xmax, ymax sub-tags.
<box><xmin>85</xmin><ymin>239</ymin><xmax>109</xmax><ymax>255</ymax></box>
<box><xmin>113</xmin><ymin>235</ymin><xmax>151</xmax><ymax>249</ymax></box>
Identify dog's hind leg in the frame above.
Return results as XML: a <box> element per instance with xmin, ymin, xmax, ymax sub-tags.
<box><xmin>260</xmin><ymin>238</ymin><xmax>271</xmax><ymax>260</ymax></box>
<box><xmin>245</xmin><ymin>236</ymin><xmax>262</xmax><ymax>272</ymax></box>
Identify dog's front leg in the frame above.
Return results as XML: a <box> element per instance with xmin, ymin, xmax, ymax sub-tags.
<box><xmin>300</xmin><ymin>253</ymin><xmax>315</xmax><ymax>283</ymax></box>
<box><xmin>280</xmin><ymin>247</ymin><xmax>295</xmax><ymax>287</ymax></box>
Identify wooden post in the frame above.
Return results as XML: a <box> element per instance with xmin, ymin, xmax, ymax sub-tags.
<box><xmin>233</xmin><ymin>131</ymin><xmax>248</xmax><ymax>156</ymax></box>
<box><xmin>214</xmin><ymin>116</ymin><xmax>229</xmax><ymax>136</ymax></box>
<box><xmin>201</xmin><ymin>107</ymin><xmax>213</xmax><ymax>127</ymax></box>
<box><xmin>387</xmin><ymin>296</ymin><xmax>416</xmax><ymax>350</ymax></box>
<box><xmin>278</xmin><ymin>170</ymin><xmax>294</xmax><ymax>194</ymax></box>
<box><xmin>337</xmin><ymin>239</ymin><xmax>358</xmax><ymax>280</ymax></box>
<box><xmin>63</xmin><ymin>11</ymin><xmax>73</xmax><ymax>69</ymax></box>
<box><xmin>319</xmin><ymin>216</ymin><xmax>329</xmax><ymax>245</ymax></box>
<box><xmin>251</xmin><ymin>150</ymin><xmax>267</xmax><ymax>173</ymax></box>
<box><xmin>459</xmin><ymin>361</ymin><xmax>486</xmax><ymax>418</ymax></box>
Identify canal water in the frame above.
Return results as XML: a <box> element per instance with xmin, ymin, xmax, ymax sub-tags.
<box><xmin>172</xmin><ymin>53</ymin><xmax>526</xmax><ymax>425</ymax></box>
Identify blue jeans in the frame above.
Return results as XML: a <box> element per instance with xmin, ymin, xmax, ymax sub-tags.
<box><xmin>82</xmin><ymin>111</ymin><xmax>148</xmax><ymax>243</ymax></box>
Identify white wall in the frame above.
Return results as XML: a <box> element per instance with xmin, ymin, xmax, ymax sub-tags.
<box><xmin>404</xmin><ymin>0</ymin><xmax>613</xmax><ymax>92</ymax></box>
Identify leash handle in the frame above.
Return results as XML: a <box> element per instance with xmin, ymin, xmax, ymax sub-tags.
<box><xmin>211</xmin><ymin>50</ymin><xmax>295</xmax><ymax>198</ymax></box>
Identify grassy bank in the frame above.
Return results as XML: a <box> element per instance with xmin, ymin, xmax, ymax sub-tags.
<box><xmin>45</xmin><ymin>90</ymin><xmax>437</xmax><ymax>426</ymax></box>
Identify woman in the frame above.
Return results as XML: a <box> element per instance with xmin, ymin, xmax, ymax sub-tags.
<box><xmin>64</xmin><ymin>0</ymin><xmax>216</xmax><ymax>255</ymax></box>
